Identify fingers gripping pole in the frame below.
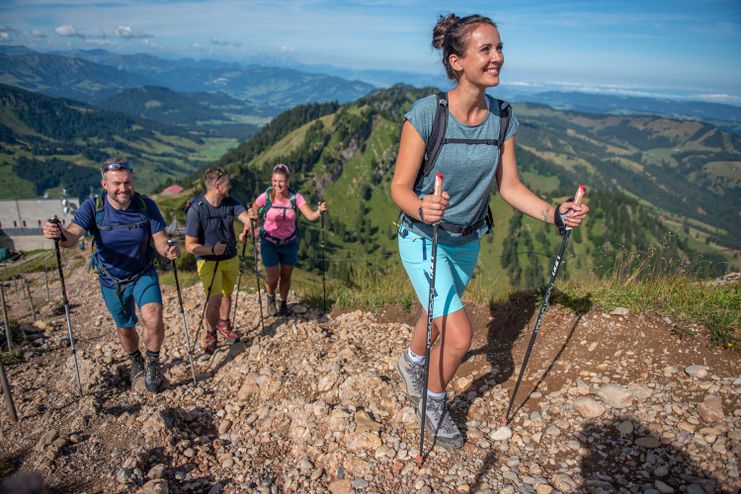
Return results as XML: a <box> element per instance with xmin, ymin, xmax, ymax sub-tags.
<box><xmin>502</xmin><ymin>185</ymin><xmax>586</xmax><ymax>425</ymax></box>
<box><xmin>169</xmin><ymin>240</ymin><xmax>197</xmax><ymax>385</ymax></box>
<box><xmin>49</xmin><ymin>218</ymin><xmax>83</xmax><ymax>396</ymax></box>
<box><xmin>416</xmin><ymin>173</ymin><xmax>443</xmax><ymax>466</ymax></box>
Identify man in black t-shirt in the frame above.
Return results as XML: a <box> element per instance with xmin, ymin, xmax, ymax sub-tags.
<box><xmin>185</xmin><ymin>167</ymin><xmax>252</xmax><ymax>354</ymax></box>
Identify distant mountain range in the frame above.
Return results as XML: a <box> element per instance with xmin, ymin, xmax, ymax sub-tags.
<box><xmin>0</xmin><ymin>46</ymin><xmax>376</xmax><ymax>110</ymax></box>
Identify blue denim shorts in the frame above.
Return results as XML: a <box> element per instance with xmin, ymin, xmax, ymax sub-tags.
<box><xmin>99</xmin><ymin>268</ymin><xmax>162</xmax><ymax>329</ymax></box>
<box><xmin>398</xmin><ymin>227</ymin><xmax>480</xmax><ymax>318</ymax></box>
<box><xmin>261</xmin><ymin>238</ymin><xmax>299</xmax><ymax>267</ymax></box>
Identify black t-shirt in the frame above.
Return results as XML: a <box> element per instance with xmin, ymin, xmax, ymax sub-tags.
<box><xmin>185</xmin><ymin>196</ymin><xmax>245</xmax><ymax>261</ymax></box>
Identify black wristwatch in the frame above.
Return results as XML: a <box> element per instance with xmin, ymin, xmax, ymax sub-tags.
<box><xmin>418</xmin><ymin>206</ymin><xmax>425</xmax><ymax>223</ymax></box>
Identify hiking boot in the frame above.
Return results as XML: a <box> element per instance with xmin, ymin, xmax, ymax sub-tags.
<box><xmin>129</xmin><ymin>353</ymin><xmax>145</xmax><ymax>384</ymax></box>
<box><xmin>277</xmin><ymin>299</ymin><xmax>290</xmax><ymax>316</ymax></box>
<box><xmin>267</xmin><ymin>293</ymin><xmax>277</xmax><ymax>316</ymax></box>
<box><xmin>416</xmin><ymin>395</ymin><xmax>464</xmax><ymax>449</ymax></box>
<box><xmin>144</xmin><ymin>357</ymin><xmax>163</xmax><ymax>393</ymax></box>
<box><xmin>217</xmin><ymin>319</ymin><xmax>239</xmax><ymax>342</ymax></box>
<box><xmin>396</xmin><ymin>351</ymin><xmax>425</xmax><ymax>405</ymax></box>
<box><xmin>204</xmin><ymin>330</ymin><xmax>218</xmax><ymax>355</ymax></box>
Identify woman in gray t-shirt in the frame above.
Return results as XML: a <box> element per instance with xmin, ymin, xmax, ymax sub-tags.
<box><xmin>390</xmin><ymin>13</ymin><xmax>589</xmax><ymax>449</ymax></box>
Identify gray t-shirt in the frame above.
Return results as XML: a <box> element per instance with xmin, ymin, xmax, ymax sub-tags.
<box><xmin>403</xmin><ymin>93</ymin><xmax>519</xmax><ymax>245</ymax></box>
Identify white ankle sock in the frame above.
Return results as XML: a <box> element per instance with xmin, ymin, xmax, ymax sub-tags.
<box><xmin>406</xmin><ymin>348</ymin><xmax>424</xmax><ymax>365</ymax></box>
<box><xmin>426</xmin><ymin>389</ymin><xmax>446</xmax><ymax>401</ymax></box>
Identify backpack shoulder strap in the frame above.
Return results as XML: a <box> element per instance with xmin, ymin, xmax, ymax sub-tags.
<box><xmin>496</xmin><ymin>98</ymin><xmax>511</xmax><ymax>148</ymax></box>
<box><xmin>414</xmin><ymin>92</ymin><xmax>448</xmax><ymax>189</ymax></box>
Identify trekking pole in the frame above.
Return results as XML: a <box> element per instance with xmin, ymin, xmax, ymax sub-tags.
<box><xmin>21</xmin><ymin>276</ymin><xmax>36</xmax><ymax>321</ymax></box>
<box><xmin>192</xmin><ymin>256</ymin><xmax>220</xmax><ymax>352</ymax></box>
<box><xmin>320</xmin><ymin>207</ymin><xmax>327</xmax><ymax>313</ymax></box>
<box><xmin>168</xmin><ymin>239</ymin><xmax>197</xmax><ymax>385</ymax></box>
<box><xmin>230</xmin><ymin>239</ymin><xmax>248</xmax><ymax>327</ymax></box>
<box><xmin>49</xmin><ymin>218</ymin><xmax>83</xmax><ymax>396</ymax></box>
<box><xmin>416</xmin><ymin>173</ymin><xmax>443</xmax><ymax>467</ymax></box>
<box><xmin>0</xmin><ymin>356</ymin><xmax>18</xmax><ymax>422</ymax></box>
<box><xmin>502</xmin><ymin>185</ymin><xmax>586</xmax><ymax>425</ymax></box>
<box><xmin>1</xmin><ymin>283</ymin><xmax>11</xmax><ymax>351</ymax></box>
<box><xmin>44</xmin><ymin>265</ymin><xmax>51</xmax><ymax>301</ymax></box>
<box><xmin>250</xmin><ymin>219</ymin><xmax>265</xmax><ymax>334</ymax></box>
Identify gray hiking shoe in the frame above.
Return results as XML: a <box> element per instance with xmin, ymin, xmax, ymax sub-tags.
<box><xmin>144</xmin><ymin>357</ymin><xmax>163</xmax><ymax>393</ymax></box>
<box><xmin>130</xmin><ymin>353</ymin><xmax>145</xmax><ymax>385</ymax></box>
<box><xmin>396</xmin><ymin>352</ymin><xmax>425</xmax><ymax>405</ymax></box>
<box><xmin>267</xmin><ymin>293</ymin><xmax>277</xmax><ymax>316</ymax></box>
<box><xmin>416</xmin><ymin>396</ymin><xmax>464</xmax><ymax>449</ymax></box>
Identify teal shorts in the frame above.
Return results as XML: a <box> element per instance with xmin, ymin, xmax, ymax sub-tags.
<box><xmin>100</xmin><ymin>268</ymin><xmax>163</xmax><ymax>329</ymax></box>
<box><xmin>398</xmin><ymin>226</ymin><xmax>480</xmax><ymax>318</ymax></box>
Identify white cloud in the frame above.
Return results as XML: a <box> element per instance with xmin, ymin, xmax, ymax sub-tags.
<box><xmin>115</xmin><ymin>25</ymin><xmax>153</xmax><ymax>39</ymax></box>
<box><xmin>30</xmin><ymin>29</ymin><xmax>47</xmax><ymax>39</ymax></box>
<box><xmin>55</xmin><ymin>24</ymin><xmax>80</xmax><ymax>38</ymax></box>
<box><xmin>0</xmin><ymin>32</ymin><xmax>9</xmax><ymax>41</ymax></box>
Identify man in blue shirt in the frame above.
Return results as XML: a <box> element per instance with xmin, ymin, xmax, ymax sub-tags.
<box><xmin>43</xmin><ymin>157</ymin><xmax>179</xmax><ymax>393</ymax></box>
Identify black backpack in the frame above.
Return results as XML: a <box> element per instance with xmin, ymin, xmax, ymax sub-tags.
<box><xmin>410</xmin><ymin>92</ymin><xmax>512</xmax><ymax>236</ymax></box>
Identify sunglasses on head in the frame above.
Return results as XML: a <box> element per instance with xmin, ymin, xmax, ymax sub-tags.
<box><xmin>102</xmin><ymin>162</ymin><xmax>133</xmax><ymax>173</ymax></box>
<box><xmin>273</xmin><ymin>164</ymin><xmax>289</xmax><ymax>174</ymax></box>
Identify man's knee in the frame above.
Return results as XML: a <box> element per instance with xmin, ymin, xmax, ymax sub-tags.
<box><xmin>140</xmin><ymin>303</ymin><xmax>164</xmax><ymax>327</ymax></box>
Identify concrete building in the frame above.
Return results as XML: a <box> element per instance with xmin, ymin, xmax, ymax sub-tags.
<box><xmin>0</xmin><ymin>198</ymin><xmax>79</xmax><ymax>251</ymax></box>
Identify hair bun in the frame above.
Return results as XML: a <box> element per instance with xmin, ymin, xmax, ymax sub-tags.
<box><xmin>432</xmin><ymin>13</ymin><xmax>459</xmax><ymax>49</ymax></box>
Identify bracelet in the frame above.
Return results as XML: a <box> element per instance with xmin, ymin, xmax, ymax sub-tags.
<box><xmin>418</xmin><ymin>206</ymin><xmax>425</xmax><ymax>223</ymax></box>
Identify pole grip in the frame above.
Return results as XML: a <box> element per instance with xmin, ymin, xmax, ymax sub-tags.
<box><xmin>573</xmin><ymin>184</ymin><xmax>586</xmax><ymax>206</ymax></box>
<box><xmin>433</xmin><ymin>173</ymin><xmax>444</xmax><ymax>196</ymax></box>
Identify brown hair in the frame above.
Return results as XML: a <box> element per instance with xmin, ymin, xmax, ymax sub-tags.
<box><xmin>432</xmin><ymin>13</ymin><xmax>498</xmax><ymax>80</ymax></box>
<box><xmin>203</xmin><ymin>167</ymin><xmax>228</xmax><ymax>189</ymax></box>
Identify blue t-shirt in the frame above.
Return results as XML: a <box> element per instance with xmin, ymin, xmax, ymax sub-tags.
<box><xmin>404</xmin><ymin>93</ymin><xmax>519</xmax><ymax>245</ymax></box>
<box><xmin>73</xmin><ymin>194</ymin><xmax>166</xmax><ymax>288</ymax></box>
<box><xmin>185</xmin><ymin>195</ymin><xmax>246</xmax><ymax>261</ymax></box>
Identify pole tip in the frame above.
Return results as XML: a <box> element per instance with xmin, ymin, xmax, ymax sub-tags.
<box><xmin>415</xmin><ymin>454</ymin><xmax>424</xmax><ymax>466</ymax></box>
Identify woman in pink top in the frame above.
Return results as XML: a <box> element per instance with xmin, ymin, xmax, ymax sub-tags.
<box><xmin>250</xmin><ymin>164</ymin><xmax>327</xmax><ymax>316</ymax></box>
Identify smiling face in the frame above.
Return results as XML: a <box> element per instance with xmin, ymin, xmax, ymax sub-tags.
<box><xmin>450</xmin><ymin>23</ymin><xmax>503</xmax><ymax>89</ymax></box>
<box><xmin>101</xmin><ymin>169</ymin><xmax>134</xmax><ymax>208</ymax></box>
<box><xmin>271</xmin><ymin>172</ymin><xmax>289</xmax><ymax>196</ymax></box>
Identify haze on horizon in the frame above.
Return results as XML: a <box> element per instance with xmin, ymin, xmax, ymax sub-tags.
<box><xmin>1</xmin><ymin>0</ymin><xmax>740</xmax><ymax>105</ymax></box>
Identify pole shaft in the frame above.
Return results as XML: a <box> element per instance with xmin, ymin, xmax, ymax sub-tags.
<box><xmin>0</xmin><ymin>357</ymin><xmax>18</xmax><ymax>422</ymax></box>
<box><xmin>171</xmin><ymin>259</ymin><xmax>198</xmax><ymax>385</ymax></box>
<box><xmin>504</xmin><ymin>230</ymin><xmax>571</xmax><ymax>421</ymax></box>
<box><xmin>44</xmin><ymin>266</ymin><xmax>51</xmax><ymax>301</ymax></box>
<box><xmin>231</xmin><ymin>240</ymin><xmax>248</xmax><ymax>326</ymax></box>
<box><xmin>417</xmin><ymin>224</ymin><xmax>439</xmax><ymax>461</ymax></box>
<box><xmin>52</xmin><ymin>238</ymin><xmax>83</xmax><ymax>396</ymax></box>
<box><xmin>193</xmin><ymin>259</ymin><xmax>220</xmax><ymax>351</ymax></box>
<box><xmin>321</xmin><ymin>213</ymin><xmax>326</xmax><ymax>313</ymax></box>
<box><xmin>1</xmin><ymin>284</ymin><xmax>11</xmax><ymax>351</ymax></box>
<box><xmin>250</xmin><ymin>220</ymin><xmax>265</xmax><ymax>334</ymax></box>
<box><xmin>22</xmin><ymin>276</ymin><xmax>36</xmax><ymax>321</ymax></box>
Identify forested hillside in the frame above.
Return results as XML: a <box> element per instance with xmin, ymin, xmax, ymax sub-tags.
<box><xmin>0</xmin><ymin>84</ymin><xmax>225</xmax><ymax>199</ymax></box>
<box><xmin>166</xmin><ymin>84</ymin><xmax>737</xmax><ymax>291</ymax></box>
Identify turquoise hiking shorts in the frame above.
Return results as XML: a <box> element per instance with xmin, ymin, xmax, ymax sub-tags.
<box><xmin>398</xmin><ymin>226</ymin><xmax>480</xmax><ymax>319</ymax></box>
<box><xmin>100</xmin><ymin>267</ymin><xmax>163</xmax><ymax>329</ymax></box>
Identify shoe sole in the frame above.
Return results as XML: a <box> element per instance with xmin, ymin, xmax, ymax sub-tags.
<box><xmin>396</xmin><ymin>359</ymin><xmax>422</xmax><ymax>406</ymax></box>
<box><xmin>145</xmin><ymin>380</ymin><xmax>162</xmax><ymax>393</ymax></box>
<box><xmin>415</xmin><ymin>407</ymin><xmax>464</xmax><ymax>449</ymax></box>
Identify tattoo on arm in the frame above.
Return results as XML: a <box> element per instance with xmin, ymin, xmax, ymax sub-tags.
<box><xmin>540</xmin><ymin>204</ymin><xmax>551</xmax><ymax>223</ymax></box>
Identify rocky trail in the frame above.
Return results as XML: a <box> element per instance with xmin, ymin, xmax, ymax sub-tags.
<box><xmin>0</xmin><ymin>250</ymin><xmax>739</xmax><ymax>494</ymax></box>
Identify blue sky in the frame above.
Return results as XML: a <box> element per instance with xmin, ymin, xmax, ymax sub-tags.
<box><xmin>1</xmin><ymin>0</ymin><xmax>740</xmax><ymax>103</ymax></box>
